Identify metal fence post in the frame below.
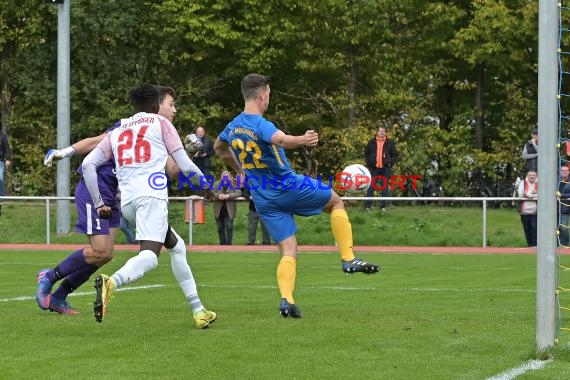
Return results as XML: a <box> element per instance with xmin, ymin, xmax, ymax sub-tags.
<box><xmin>187</xmin><ymin>197</ymin><xmax>193</xmax><ymax>246</ymax></box>
<box><xmin>482</xmin><ymin>198</ymin><xmax>487</xmax><ymax>247</ymax></box>
<box><xmin>46</xmin><ymin>198</ymin><xmax>51</xmax><ymax>245</ymax></box>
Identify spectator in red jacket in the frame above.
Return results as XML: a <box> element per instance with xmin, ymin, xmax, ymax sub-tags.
<box><xmin>364</xmin><ymin>126</ymin><xmax>398</xmax><ymax>211</ymax></box>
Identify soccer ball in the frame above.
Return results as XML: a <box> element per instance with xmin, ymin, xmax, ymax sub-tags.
<box><xmin>184</xmin><ymin>134</ymin><xmax>203</xmax><ymax>155</ymax></box>
<box><xmin>338</xmin><ymin>164</ymin><xmax>372</xmax><ymax>193</ymax></box>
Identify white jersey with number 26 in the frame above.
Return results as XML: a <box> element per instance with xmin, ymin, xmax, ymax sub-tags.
<box><xmin>98</xmin><ymin>112</ymin><xmax>184</xmax><ymax>207</ymax></box>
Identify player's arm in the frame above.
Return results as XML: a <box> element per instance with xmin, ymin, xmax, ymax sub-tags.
<box><xmin>165</xmin><ymin>156</ymin><xmax>180</xmax><ymax>178</ymax></box>
<box><xmin>44</xmin><ymin>133</ymin><xmax>106</xmax><ymax>166</ymax></box>
<box><xmin>81</xmin><ymin>137</ymin><xmax>113</xmax><ymax>218</ymax></box>
<box><xmin>160</xmin><ymin>117</ymin><xmax>212</xmax><ymax>196</ymax></box>
<box><xmin>214</xmin><ymin>137</ymin><xmax>244</xmax><ymax>177</ymax></box>
<box><xmin>161</xmin><ymin>117</ymin><xmax>204</xmax><ymax>180</ymax></box>
<box><xmin>270</xmin><ymin>130</ymin><xmax>319</xmax><ymax>149</ymax></box>
<box><xmin>171</xmin><ymin>148</ymin><xmax>216</xmax><ymax>200</ymax></box>
<box><xmin>171</xmin><ymin>149</ymin><xmax>204</xmax><ymax>182</ymax></box>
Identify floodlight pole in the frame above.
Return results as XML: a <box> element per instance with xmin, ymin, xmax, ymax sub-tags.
<box><xmin>55</xmin><ymin>0</ymin><xmax>71</xmax><ymax>235</ymax></box>
<box><xmin>536</xmin><ymin>0</ymin><xmax>558</xmax><ymax>351</ymax></box>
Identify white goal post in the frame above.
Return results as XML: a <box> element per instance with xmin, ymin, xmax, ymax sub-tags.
<box><xmin>536</xmin><ymin>0</ymin><xmax>558</xmax><ymax>350</ymax></box>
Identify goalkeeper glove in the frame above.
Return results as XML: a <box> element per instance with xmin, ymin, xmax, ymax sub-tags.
<box><xmin>184</xmin><ymin>134</ymin><xmax>203</xmax><ymax>155</ymax></box>
<box><xmin>43</xmin><ymin>146</ymin><xmax>76</xmax><ymax>167</ymax></box>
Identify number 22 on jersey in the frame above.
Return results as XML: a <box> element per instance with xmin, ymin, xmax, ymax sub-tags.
<box><xmin>117</xmin><ymin>126</ymin><xmax>152</xmax><ymax>167</ymax></box>
<box><xmin>231</xmin><ymin>138</ymin><xmax>268</xmax><ymax>169</ymax></box>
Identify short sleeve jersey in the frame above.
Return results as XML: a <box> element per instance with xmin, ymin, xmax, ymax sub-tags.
<box><xmin>218</xmin><ymin>112</ymin><xmax>293</xmax><ymax>191</ymax></box>
<box><xmin>98</xmin><ymin>112</ymin><xmax>183</xmax><ymax>206</ymax></box>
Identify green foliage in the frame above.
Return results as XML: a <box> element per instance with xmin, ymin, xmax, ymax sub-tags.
<box><xmin>8</xmin><ymin>80</ymin><xmax>57</xmax><ymax>195</ymax></box>
<box><xmin>288</xmin><ymin>123</ymin><xmax>374</xmax><ymax>176</ymax></box>
<box><xmin>0</xmin><ymin>0</ymin><xmax>540</xmax><ymax>196</ymax></box>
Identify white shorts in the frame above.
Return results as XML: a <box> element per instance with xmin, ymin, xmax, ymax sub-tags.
<box><xmin>122</xmin><ymin>197</ymin><xmax>169</xmax><ymax>243</ymax></box>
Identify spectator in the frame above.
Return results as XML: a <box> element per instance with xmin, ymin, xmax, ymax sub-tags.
<box><xmin>364</xmin><ymin>126</ymin><xmax>398</xmax><ymax>211</ymax></box>
<box><xmin>522</xmin><ymin>128</ymin><xmax>538</xmax><ymax>172</ymax></box>
<box><xmin>517</xmin><ymin>169</ymin><xmax>538</xmax><ymax>247</ymax></box>
<box><xmin>559</xmin><ymin>166</ymin><xmax>570</xmax><ymax>246</ymax></box>
<box><xmin>0</xmin><ymin>129</ymin><xmax>12</xmax><ymax>216</ymax></box>
<box><xmin>192</xmin><ymin>126</ymin><xmax>215</xmax><ymax>178</ymax></box>
<box><xmin>213</xmin><ymin>171</ymin><xmax>242</xmax><ymax>245</ymax></box>
<box><xmin>242</xmin><ymin>187</ymin><xmax>271</xmax><ymax>245</ymax></box>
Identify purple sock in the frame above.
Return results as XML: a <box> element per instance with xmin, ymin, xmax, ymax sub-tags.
<box><xmin>52</xmin><ymin>264</ymin><xmax>98</xmax><ymax>300</ymax></box>
<box><xmin>50</xmin><ymin>249</ymin><xmax>88</xmax><ymax>282</ymax></box>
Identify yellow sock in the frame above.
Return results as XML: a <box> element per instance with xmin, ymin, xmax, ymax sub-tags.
<box><xmin>277</xmin><ymin>256</ymin><xmax>296</xmax><ymax>303</ymax></box>
<box><xmin>331</xmin><ymin>209</ymin><xmax>355</xmax><ymax>262</ymax></box>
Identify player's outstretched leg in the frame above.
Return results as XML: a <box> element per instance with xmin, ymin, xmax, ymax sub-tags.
<box><xmin>341</xmin><ymin>258</ymin><xmax>381</xmax><ymax>274</ymax></box>
<box><xmin>92</xmin><ymin>250</ymin><xmax>158</xmax><ymax>322</ymax></box>
<box><xmin>166</xmin><ymin>227</ymin><xmax>217</xmax><ymax>329</ymax></box>
<box><xmin>329</xmin><ymin>206</ymin><xmax>381</xmax><ymax>275</ymax></box>
<box><xmin>279</xmin><ymin>298</ymin><xmax>302</xmax><ymax>318</ymax></box>
<box><xmin>93</xmin><ymin>274</ymin><xmax>116</xmax><ymax>322</ymax></box>
<box><xmin>36</xmin><ymin>248</ymin><xmax>100</xmax><ymax>311</ymax></box>
<box><xmin>36</xmin><ymin>269</ymin><xmax>54</xmax><ymax>310</ymax></box>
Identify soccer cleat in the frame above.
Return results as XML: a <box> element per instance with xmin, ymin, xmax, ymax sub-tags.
<box><xmin>193</xmin><ymin>309</ymin><xmax>217</xmax><ymax>329</ymax></box>
<box><xmin>93</xmin><ymin>274</ymin><xmax>115</xmax><ymax>323</ymax></box>
<box><xmin>341</xmin><ymin>258</ymin><xmax>381</xmax><ymax>274</ymax></box>
<box><xmin>36</xmin><ymin>269</ymin><xmax>54</xmax><ymax>310</ymax></box>
<box><xmin>279</xmin><ymin>298</ymin><xmax>302</xmax><ymax>318</ymax></box>
<box><xmin>48</xmin><ymin>296</ymin><xmax>80</xmax><ymax>315</ymax></box>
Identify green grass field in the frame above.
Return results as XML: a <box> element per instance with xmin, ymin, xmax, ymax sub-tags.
<box><xmin>1</xmin><ymin>249</ymin><xmax>569</xmax><ymax>379</ymax></box>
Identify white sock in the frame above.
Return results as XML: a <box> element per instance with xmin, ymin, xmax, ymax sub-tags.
<box><xmin>168</xmin><ymin>229</ymin><xmax>204</xmax><ymax>313</ymax></box>
<box><xmin>111</xmin><ymin>250</ymin><xmax>158</xmax><ymax>288</ymax></box>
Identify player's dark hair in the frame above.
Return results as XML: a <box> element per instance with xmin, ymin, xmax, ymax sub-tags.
<box><xmin>156</xmin><ymin>85</ymin><xmax>176</xmax><ymax>104</ymax></box>
<box><xmin>129</xmin><ymin>83</ymin><xmax>159</xmax><ymax>113</ymax></box>
<box><xmin>241</xmin><ymin>74</ymin><xmax>270</xmax><ymax>101</ymax></box>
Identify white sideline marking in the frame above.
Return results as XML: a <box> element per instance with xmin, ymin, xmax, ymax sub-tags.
<box><xmin>200</xmin><ymin>285</ymin><xmax>534</xmax><ymax>293</ymax></box>
<box><xmin>410</xmin><ymin>287</ymin><xmax>534</xmax><ymax>293</ymax></box>
<box><xmin>486</xmin><ymin>359</ymin><xmax>552</xmax><ymax>380</ymax></box>
<box><xmin>3</xmin><ymin>284</ymin><xmax>533</xmax><ymax>303</ymax></box>
<box><xmin>0</xmin><ymin>284</ymin><xmax>165</xmax><ymax>303</ymax></box>
<box><xmin>200</xmin><ymin>284</ymin><xmax>377</xmax><ymax>290</ymax></box>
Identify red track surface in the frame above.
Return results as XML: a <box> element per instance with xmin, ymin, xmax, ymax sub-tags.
<box><xmin>0</xmin><ymin>243</ymin><xmax>566</xmax><ymax>254</ymax></box>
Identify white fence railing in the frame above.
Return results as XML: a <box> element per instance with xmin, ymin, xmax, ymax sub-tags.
<box><xmin>347</xmin><ymin>196</ymin><xmax>521</xmax><ymax>248</ymax></box>
<box><xmin>0</xmin><ymin>196</ymin><xmax>524</xmax><ymax>247</ymax></box>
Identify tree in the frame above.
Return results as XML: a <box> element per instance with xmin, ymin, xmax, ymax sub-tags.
<box><xmin>0</xmin><ymin>1</ymin><xmax>54</xmax><ymax>134</ymax></box>
<box><xmin>1</xmin><ymin>0</ymin><xmax>541</xmax><ymax>197</ymax></box>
